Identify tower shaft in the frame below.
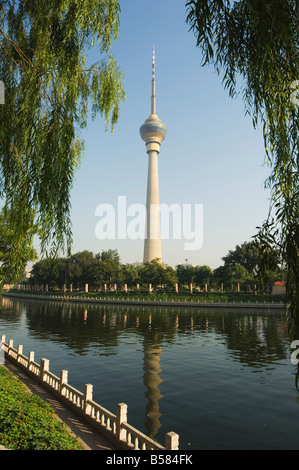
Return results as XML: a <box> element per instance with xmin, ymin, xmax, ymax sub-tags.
<box><xmin>144</xmin><ymin>150</ymin><xmax>161</xmax><ymax>263</ymax></box>
<box><xmin>139</xmin><ymin>47</ymin><xmax>167</xmax><ymax>264</ymax></box>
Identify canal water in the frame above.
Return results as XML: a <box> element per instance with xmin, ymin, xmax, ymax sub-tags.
<box><xmin>0</xmin><ymin>296</ymin><xmax>298</xmax><ymax>450</ymax></box>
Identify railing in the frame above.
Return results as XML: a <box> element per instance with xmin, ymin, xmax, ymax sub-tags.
<box><xmin>2</xmin><ymin>291</ymin><xmax>286</xmax><ymax>310</ymax></box>
<box><xmin>0</xmin><ymin>335</ymin><xmax>179</xmax><ymax>450</ymax></box>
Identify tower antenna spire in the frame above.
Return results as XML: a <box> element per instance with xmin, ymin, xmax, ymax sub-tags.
<box><xmin>151</xmin><ymin>46</ymin><xmax>156</xmax><ymax>115</ymax></box>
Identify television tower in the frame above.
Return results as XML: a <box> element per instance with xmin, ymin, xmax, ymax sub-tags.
<box><xmin>140</xmin><ymin>47</ymin><xmax>167</xmax><ymax>264</ymax></box>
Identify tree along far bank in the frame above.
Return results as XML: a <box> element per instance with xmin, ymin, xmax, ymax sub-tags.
<box><xmin>25</xmin><ymin>242</ymin><xmax>287</xmax><ymax>294</ymax></box>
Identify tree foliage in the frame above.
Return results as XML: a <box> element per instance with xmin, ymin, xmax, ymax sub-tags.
<box><xmin>176</xmin><ymin>264</ymin><xmax>194</xmax><ymax>286</ymax></box>
<box><xmin>194</xmin><ymin>265</ymin><xmax>213</xmax><ymax>287</ymax></box>
<box><xmin>0</xmin><ymin>207</ymin><xmax>37</xmax><ymax>286</ymax></box>
<box><xmin>186</xmin><ymin>0</ymin><xmax>299</xmax><ymax>334</ymax></box>
<box><xmin>29</xmin><ymin>242</ymin><xmax>286</xmax><ymax>293</ymax></box>
<box><xmin>213</xmin><ymin>240</ymin><xmax>286</xmax><ymax>292</ymax></box>
<box><xmin>138</xmin><ymin>260</ymin><xmax>177</xmax><ymax>290</ymax></box>
<box><xmin>222</xmin><ymin>241</ymin><xmax>260</xmax><ymax>274</ymax></box>
<box><xmin>0</xmin><ymin>0</ymin><xmax>125</xmax><ymax>273</ymax></box>
<box><xmin>30</xmin><ymin>249</ymin><xmax>122</xmax><ymax>290</ymax></box>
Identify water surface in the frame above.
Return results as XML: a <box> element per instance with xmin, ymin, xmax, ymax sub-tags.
<box><xmin>0</xmin><ymin>297</ymin><xmax>298</xmax><ymax>450</ymax></box>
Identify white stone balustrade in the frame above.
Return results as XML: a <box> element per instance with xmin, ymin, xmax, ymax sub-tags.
<box><xmin>0</xmin><ymin>334</ymin><xmax>179</xmax><ymax>450</ymax></box>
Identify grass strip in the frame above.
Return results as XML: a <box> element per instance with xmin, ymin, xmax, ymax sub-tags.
<box><xmin>0</xmin><ymin>366</ymin><xmax>84</xmax><ymax>450</ymax></box>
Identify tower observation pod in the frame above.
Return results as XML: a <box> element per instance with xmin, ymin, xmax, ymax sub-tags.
<box><xmin>140</xmin><ymin>47</ymin><xmax>167</xmax><ymax>264</ymax></box>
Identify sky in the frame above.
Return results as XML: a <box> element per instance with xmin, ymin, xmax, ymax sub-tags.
<box><xmin>66</xmin><ymin>0</ymin><xmax>272</xmax><ymax>270</ymax></box>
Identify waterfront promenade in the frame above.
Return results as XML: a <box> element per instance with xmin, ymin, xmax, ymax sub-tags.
<box><xmin>2</xmin><ymin>291</ymin><xmax>286</xmax><ymax>311</ymax></box>
<box><xmin>0</xmin><ymin>334</ymin><xmax>179</xmax><ymax>451</ymax></box>
<box><xmin>2</xmin><ymin>360</ymin><xmax>118</xmax><ymax>450</ymax></box>
<box><xmin>0</xmin><ymin>291</ymin><xmax>287</xmax><ymax>450</ymax></box>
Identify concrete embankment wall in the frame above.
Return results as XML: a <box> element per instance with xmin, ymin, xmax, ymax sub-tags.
<box><xmin>2</xmin><ymin>292</ymin><xmax>286</xmax><ymax>312</ymax></box>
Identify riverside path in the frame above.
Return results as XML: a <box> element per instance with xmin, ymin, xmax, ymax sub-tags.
<box><xmin>2</xmin><ymin>360</ymin><xmax>118</xmax><ymax>450</ymax></box>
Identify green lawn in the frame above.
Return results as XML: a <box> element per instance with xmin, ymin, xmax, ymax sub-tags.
<box><xmin>0</xmin><ymin>366</ymin><xmax>84</xmax><ymax>450</ymax></box>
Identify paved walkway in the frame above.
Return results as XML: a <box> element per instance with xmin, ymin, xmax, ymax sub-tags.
<box><xmin>2</xmin><ymin>361</ymin><xmax>118</xmax><ymax>450</ymax></box>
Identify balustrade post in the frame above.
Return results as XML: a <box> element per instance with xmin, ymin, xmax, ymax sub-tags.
<box><xmin>0</xmin><ymin>336</ymin><xmax>4</xmax><ymax>365</ymax></box>
<box><xmin>17</xmin><ymin>345</ymin><xmax>23</xmax><ymax>363</ymax></box>
<box><xmin>84</xmin><ymin>384</ymin><xmax>93</xmax><ymax>415</ymax></box>
<box><xmin>60</xmin><ymin>370</ymin><xmax>68</xmax><ymax>396</ymax></box>
<box><xmin>165</xmin><ymin>432</ymin><xmax>179</xmax><ymax>450</ymax></box>
<box><xmin>40</xmin><ymin>358</ymin><xmax>49</xmax><ymax>382</ymax></box>
<box><xmin>28</xmin><ymin>352</ymin><xmax>35</xmax><ymax>372</ymax></box>
<box><xmin>116</xmin><ymin>403</ymin><xmax>127</xmax><ymax>442</ymax></box>
<box><xmin>8</xmin><ymin>339</ymin><xmax>13</xmax><ymax>357</ymax></box>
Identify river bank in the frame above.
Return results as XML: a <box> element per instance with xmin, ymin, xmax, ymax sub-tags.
<box><xmin>2</xmin><ymin>290</ymin><xmax>287</xmax><ymax>311</ymax></box>
<box><xmin>0</xmin><ymin>294</ymin><xmax>294</xmax><ymax>450</ymax></box>
<box><xmin>0</xmin><ymin>364</ymin><xmax>85</xmax><ymax>450</ymax></box>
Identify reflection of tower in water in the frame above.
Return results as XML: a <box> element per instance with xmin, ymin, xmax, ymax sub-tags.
<box><xmin>77</xmin><ymin>308</ymin><xmax>165</xmax><ymax>439</ymax></box>
<box><xmin>143</xmin><ymin>335</ymin><xmax>163</xmax><ymax>439</ymax></box>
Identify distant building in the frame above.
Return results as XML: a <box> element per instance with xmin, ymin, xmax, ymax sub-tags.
<box><xmin>133</xmin><ymin>261</ymin><xmax>143</xmax><ymax>268</ymax></box>
<box><xmin>272</xmin><ymin>281</ymin><xmax>286</xmax><ymax>295</ymax></box>
<box><xmin>175</xmin><ymin>263</ymin><xmax>195</xmax><ymax>270</ymax></box>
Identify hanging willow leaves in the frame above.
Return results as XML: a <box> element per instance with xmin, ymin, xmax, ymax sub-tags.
<box><xmin>0</xmin><ymin>207</ymin><xmax>38</xmax><ymax>285</ymax></box>
<box><xmin>186</xmin><ymin>0</ymin><xmax>299</xmax><ymax>336</ymax></box>
<box><xmin>0</xmin><ymin>0</ymin><xmax>125</xmax><ymax>283</ymax></box>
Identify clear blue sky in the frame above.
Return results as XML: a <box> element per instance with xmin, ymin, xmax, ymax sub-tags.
<box><xmin>68</xmin><ymin>0</ymin><xmax>271</xmax><ymax>270</ymax></box>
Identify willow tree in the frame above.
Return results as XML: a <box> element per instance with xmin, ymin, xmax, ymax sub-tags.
<box><xmin>0</xmin><ymin>207</ymin><xmax>37</xmax><ymax>284</ymax></box>
<box><xmin>0</xmin><ymin>0</ymin><xmax>125</xmax><ymax>282</ymax></box>
<box><xmin>186</xmin><ymin>0</ymin><xmax>299</xmax><ymax>335</ymax></box>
